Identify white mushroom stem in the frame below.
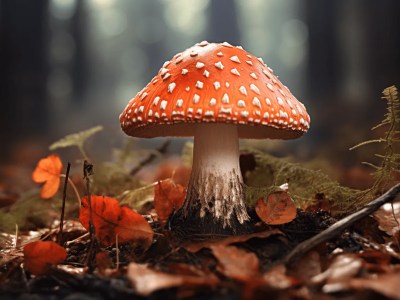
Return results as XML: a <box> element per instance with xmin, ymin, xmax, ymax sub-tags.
<box><xmin>182</xmin><ymin>123</ymin><xmax>250</xmax><ymax>228</ymax></box>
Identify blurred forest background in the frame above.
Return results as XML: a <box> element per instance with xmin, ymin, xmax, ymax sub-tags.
<box><xmin>0</xmin><ymin>0</ymin><xmax>399</xmax><ymax>175</ymax></box>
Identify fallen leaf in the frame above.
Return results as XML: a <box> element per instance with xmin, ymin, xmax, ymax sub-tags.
<box><xmin>154</xmin><ymin>179</ymin><xmax>186</xmax><ymax>226</ymax></box>
<box><xmin>32</xmin><ymin>154</ymin><xmax>63</xmax><ymax>199</ymax></box>
<box><xmin>127</xmin><ymin>262</ymin><xmax>219</xmax><ymax>296</ymax></box>
<box><xmin>79</xmin><ymin>195</ymin><xmax>153</xmax><ymax>247</ymax></box>
<box><xmin>185</xmin><ymin>229</ymin><xmax>283</xmax><ymax>253</ymax></box>
<box><xmin>210</xmin><ymin>244</ymin><xmax>259</xmax><ymax>282</ymax></box>
<box><xmin>348</xmin><ymin>272</ymin><xmax>400</xmax><ymax>299</ymax></box>
<box><xmin>255</xmin><ymin>191</ymin><xmax>297</xmax><ymax>225</ymax></box>
<box><xmin>311</xmin><ymin>254</ymin><xmax>363</xmax><ymax>285</ymax></box>
<box><xmin>373</xmin><ymin>201</ymin><xmax>400</xmax><ymax>236</ymax></box>
<box><xmin>23</xmin><ymin>241</ymin><xmax>67</xmax><ymax>275</ymax></box>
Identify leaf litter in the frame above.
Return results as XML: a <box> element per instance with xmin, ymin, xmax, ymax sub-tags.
<box><xmin>2</xmin><ymin>86</ymin><xmax>400</xmax><ymax>299</ymax></box>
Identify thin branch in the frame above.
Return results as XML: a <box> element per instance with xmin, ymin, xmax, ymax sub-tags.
<box><xmin>283</xmin><ymin>183</ymin><xmax>400</xmax><ymax>266</ymax></box>
<box><xmin>60</xmin><ymin>174</ymin><xmax>81</xmax><ymax>206</ymax></box>
<box><xmin>130</xmin><ymin>139</ymin><xmax>171</xmax><ymax>176</ymax></box>
<box><xmin>58</xmin><ymin>162</ymin><xmax>71</xmax><ymax>244</ymax></box>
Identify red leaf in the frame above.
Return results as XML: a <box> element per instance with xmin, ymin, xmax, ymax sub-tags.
<box><xmin>32</xmin><ymin>154</ymin><xmax>63</xmax><ymax>199</ymax></box>
<box><xmin>255</xmin><ymin>191</ymin><xmax>297</xmax><ymax>225</ymax></box>
<box><xmin>23</xmin><ymin>241</ymin><xmax>67</xmax><ymax>275</ymax></box>
<box><xmin>79</xmin><ymin>195</ymin><xmax>153</xmax><ymax>247</ymax></box>
<box><xmin>154</xmin><ymin>179</ymin><xmax>186</xmax><ymax>226</ymax></box>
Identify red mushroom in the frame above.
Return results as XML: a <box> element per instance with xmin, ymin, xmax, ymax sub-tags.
<box><xmin>120</xmin><ymin>41</ymin><xmax>310</xmax><ymax>233</ymax></box>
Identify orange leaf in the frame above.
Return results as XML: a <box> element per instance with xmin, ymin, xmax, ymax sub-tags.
<box><xmin>255</xmin><ymin>191</ymin><xmax>297</xmax><ymax>225</ymax></box>
<box><xmin>154</xmin><ymin>179</ymin><xmax>186</xmax><ymax>226</ymax></box>
<box><xmin>23</xmin><ymin>241</ymin><xmax>67</xmax><ymax>275</ymax></box>
<box><xmin>79</xmin><ymin>195</ymin><xmax>153</xmax><ymax>247</ymax></box>
<box><xmin>32</xmin><ymin>154</ymin><xmax>63</xmax><ymax>199</ymax></box>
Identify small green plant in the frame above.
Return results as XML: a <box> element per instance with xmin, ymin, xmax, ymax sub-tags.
<box><xmin>351</xmin><ymin>85</ymin><xmax>400</xmax><ymax>205</ymax></box>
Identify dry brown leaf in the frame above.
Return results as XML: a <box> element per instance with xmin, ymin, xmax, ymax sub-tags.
<box><xmin>184</xmin><ymin>228</ymin><xmax>283</xmax><ymax>253</ymax></box>
<box><xmin>373</xmin><ymin>201</ymin><xmax>400</xmax><ymax>236</ymax></box>
<box><xmin>311</xmin><ymin>254</ymin><xmax>363</xmax><ymax>285</ymax></box>
<box><xmin>348</xmin><ymin>272</ymin><xmax>400</xmax><ymax>299</ymax></box>
<box><xmin>127</xmin><ymin>262</ymin><xmax>219</xmax><ymax>296</ymax></box>
<box><xmin>262</xmin><ymin>264</ymin><xmax>299</xmax><ymax>289</ymax></box>
<box><xmin>256</xmin><ymin>191</ymin><xmax>297</xmax><ymax>225</ymax></box>
<box><xmin>210</xmin><ymin>244</ymin><xmax>259</xmax><ymax>282</ymax></box>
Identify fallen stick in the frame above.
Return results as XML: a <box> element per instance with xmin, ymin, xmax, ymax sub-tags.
<box><xmin>283</xmin><ymin>183</ymin><xmax>400</xmax><ymax>265</ymax></box>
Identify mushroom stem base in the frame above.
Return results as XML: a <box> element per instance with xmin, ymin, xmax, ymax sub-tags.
<box><xmin>171</xmin><ymin>123</ymin><xmax>250</xmax><ymax>233</ymax></box>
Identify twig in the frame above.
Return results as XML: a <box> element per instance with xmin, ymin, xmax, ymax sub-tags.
<box><xmin>58</xmin><ymin>162</ymin><xmax>71</xmax><ymax>244</ymax></box>
<box><xmin>60</xmin><ymin>174</ymin><xmax>81</xmax><ymax>206</ymax></box>
<box><xmin>83</xmin><ymin>160</ymin><xmax>97</xmax><ymax>272</ymax></box>
<box><xmin>283</xmin><ymin>183</ymin><xmax>400</xmax><ymax>266</ymax></box>
<box><xmin>130</xmin><ymin>139</ymin><xmax>171</xmax><ymax>176</ymax></box>
<box><xmin>116</xmin><ymin>234</ymin><xmax>119</xmax><ymax>270</ymax></box>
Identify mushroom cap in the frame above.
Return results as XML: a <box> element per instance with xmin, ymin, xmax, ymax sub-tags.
<box><xmin>120</xmin><ymin>41</ymin><xmax>310</xmax><ymax>139</ymax></box>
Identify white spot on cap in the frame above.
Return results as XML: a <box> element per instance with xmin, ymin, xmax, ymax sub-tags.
<box><xmin>230</xmin><ymin>55</ymin><xmax>241</xmax><ymax>63</ymax></box>
<box><xmin>217</xmin><ymin>51</ymin><xmax>223</xmax><ymax>57</ymax></box>
<box><xmin>265</xmin><ymin>98</ymin><xmax>271</xmax><ymax>106</ymax></box>
<box><xmin>176</xmin><ymin>99</ymin><xmax>183</xmax><ymax>107</ymax></box>
<box><xmin>190</xmin><ymin>51</ymin><xmax>198</xmax><ymax>57</ymax></box>
<box><xmin>196</xmin><ymin>62</ymin><xmax>205</xmax><ymax>69</ymax></box>
<box><xmin>162</xmin><ymin>73</ymin><xmax>171</xmax><ymax>80</ymax></box>
<box><xmin>185</xmin><ymin>86</ymin><xmax>190</xmax><ymax>92</ymax></box>
<box><xmin>188</xmin><ymin>108</ymin><xmax>194</xmax><ymax>114</ymax></box>
<box><xmin>203</xmin><ymin>70</ymin><xmax>210</xmax><ymax>78</ymax></box>
<box><xmin>198</xmin><ymin>40</ymin><xmax>208</xmax><ymax>46</ymax></box>
<box><xmin>245</xmin><ymin>60</ymin><xmax>253</xmax><ymax>66</ymax></box>
<box><xmin>225</xmin><ymin>82</ymin><xmax>230</xmax><ymax>88</ymax></box>
<box><xmin>292</xmin><ymin>109</ymin><xmax>297</xmax><ymax>115</ymax></box>
<box><xmin>250</xmin><ymin>73</ymin><xmax>257</xmax><ymax>79</ymax></box>
<box><xmin>257</xmin><ymin>57</ymin><xmax>264</xmax><ymax>64</ymax></box>
<box><xmin>252</xmin><ymin>97</ymin><xmax>261</xmax><ymax>108</ymax></box>
<box><xmin>153</xmin><ymin>96</ymin><xmax>160</xmax><ymax>106</ymax></box>
<box><xmin>219</xmin><ymin>107</ymin><xmax>232</xmax><ymax>114</ymax></box>
<box><xmin>137</xmin><ymin>116</ymin><xmax>143</xmax><ymax>122</ymax></box>
<box><xmin>210</xmin><ymin>98</ymin><xmax>216</xmax><ymax>106</ymax></box>
<box><xmin>140</xmin><ymin>92</ymin><xmax>148</xmax><ymax>100</ymax></box>
<box><xmin>263</xmin><ymin>69</ymin><xmax>270</xmax><ymax>78</ymax></box>
<box><xmin>176</xmin><ymin>56</ymin><xmax>183</xmax><ymax>64</ymax></box>
<box><xmin>155</xmin><ymin>112</ymin><xmax>160</xmax><ymax>118</ymax></box>
<box><xmin>239</xmin><ymin>86</ymin><xmax>247</xmax><ymax>96</ymax></box>
<box><xmin>250</xmin><ymin>84</ymin><xmax>260</xmax><ymax>95</ymax></box>
<box><xmin>148</xmin><ymin>109</ymin><xmax>153</xmax><ymax>117</ymax></box>
<box><xmin>160</xmin><ymin>68</ymin><xmax>169</xmax><ymax>76</ymax></box>
<box><xmin>296</xmin><ymin>104</ymin><xmax>304</xmax><ymax>115</ymax></box>
<box><xmin>168</xmin><ymin>82</ymin><xmax>176</xmax><ymax>93</ymax></box>
<box><xmin>241</xmin><ymin>111</ymin><xmax>249</xmax><ymax>118</ymax></box>
<box><xmin>231</xmin><ymin>68</ymin><xmax>240</xmax><ymax>76</ymax></box>
<box><xmin>181</xmin><ymin>69</ymin><xmax>188</xmax><ymax>75</ymax></box>
<box><xmin>279</xmin><ymin>89</ymin><xmax>286</xmax><ymax>96</ymax></box>
<box><xmin>196</xmin><ymin>81</ymin><xmax>204</xmax><ymax>89</ymax></box>
<box><xmin>162</xmin><ymin>61</ymin><xmax>170</xmax><ymax>68</ymax></box>
<box><xmin>138</xmin><ymin>106</ymin><xmax>144</xmax><ymax>113</ymax></box>
<box><xmin>267</xmin><ymin>83</ymin><xmax>274</xmax><ymax>91</ymax></box>
<box><xmin>286</xmin><ymin>99</ymin><xmax>293</xmax><ymax>108</ymax></box>
<box><xmin>215</xmin><ymin>61</ymin><xmax>224</xmax><ymax>70</ymax></box>
<box><xmin>222</xmin><ymin>42</ymin><xmax>233</xmax><ymax>47</ymax></box>
<box><xmin>196</xmin><ymin>108</ymin><xmax>202</xmax><ymax>114</ymax></box>
<box><xmin>205</xmin><ymin>110</ymin><xmax>214</xmax><ymax>117</ymax></box>
<box><xmin>254</xmin><ymin>110</ymin><xmax>261</xmax><ymax>116</ymax></box>
<box><xmin>213</xmin><ymin>81</ymin><xmax>221</xmax><ymax>90</ymax></box>
<box><xmin>236</xmin><ymin>45</ymin><xmax>243</xmax><ymax>50</ymax></box>
<box><xmin>222</xmin><ymin>93</ymin><xmax>229</xmax><ymax>104</ymax></box>
<box><xmin>237</xmin><ymin>100</ymin><xmax>245</xmax><ymax>107</ymax></box>
<box><xmin>160</xmin><ymin>100</ymin><xmax>168</xmax><ymax>110</ymax></box>
<box><xmin>193</xmin><ymin>94</ymin><xmax>200</xmax><ymax>104</ymax></box>
<box><xmin>277</xmin><ymin>97</ymin><xmax>285</xmax><ymax>106</ymax></box>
